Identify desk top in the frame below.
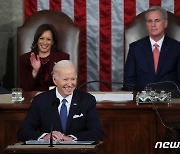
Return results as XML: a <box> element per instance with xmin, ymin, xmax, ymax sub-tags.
<box><xmin>0</xmin><ymin>91</ymin><xmax>180</xmax><ymax>110</ymax></box>
<box><xmin>4</xmin><ymin>142</ymin><xmax>103</xmax><ymax>154</ymax></box>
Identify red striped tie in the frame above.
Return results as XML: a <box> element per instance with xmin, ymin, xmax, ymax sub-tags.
<box><xmin>153</xmin><ymin>43</ymin><xmax>160</xmax><ymax>73</ymax></box>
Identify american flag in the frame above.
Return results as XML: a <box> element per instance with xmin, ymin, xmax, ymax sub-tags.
<box><xmin>24</xmin><ymin>0</ymin><xmax>180</xmax><ymax>91</ymax></box>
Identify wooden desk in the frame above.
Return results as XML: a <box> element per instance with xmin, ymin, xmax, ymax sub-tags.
<box><xmin>4</xmin><ymin>142</ymin><xmax>103</xmax><ymax>154</ymax></box>
<box><xmin>1</xmin><ymin>92</ymin><xmax>180</xmax><ymax>154</ymax></box>
<box><xmin>97</xmin><ymin>100</ymin><xmax>180</xmax><ymax>154</ymax></box>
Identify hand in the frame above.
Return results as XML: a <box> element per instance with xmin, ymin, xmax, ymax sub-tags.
<box><xmin>30</xmin><ymin>52</ymin><xmax>41</xmax><ymax>78</ymax></box>
<box><xmin>43</xmin><ymin>131</ymin><xmax>73</xmax><ymax>142</ymax></box>
<box><xmin>61</xmin><ymin>135</ymin><xmax>74</xmax><ymax>141</ymax></box>
<box><xmin>43</xmin><ymin>131</ymin><xmax>64</xmax><ymax>141</ymax></box>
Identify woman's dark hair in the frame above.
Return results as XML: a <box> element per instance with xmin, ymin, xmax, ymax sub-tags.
<box><xmin>31</xmin><ymin>24</ymin><xmax>58</xmax><ymax>54</ymax></box>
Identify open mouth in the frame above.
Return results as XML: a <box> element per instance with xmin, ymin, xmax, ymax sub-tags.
<box><xmin>64</xmin><ymin>87</ymin><xmax>73</xmax><ymax>92</ymax></box>
<box><xmin>40</xmin><ymin>45</ymin><xmax>49</xmax><ymax>49</ymax></box>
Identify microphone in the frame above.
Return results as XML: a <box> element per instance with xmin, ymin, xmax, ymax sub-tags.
<box><xmin>136</xmin><ymin>81</ymin><xmax>180</xmax><ymax>103</ymax></box>
<box><xmin>145</xmin><ymin>81</ymin><xmax>180</xmax><ymax>98</ymax></box>
<box><xmin>78</xmin><ymin>80</ymin><xmax>135</xmax><ymax>89</ymax></box>
<box><xmin>137</xmin><ymin>81</ymin><xmax>180</xmax><ymax>140</ymax></box>
<box><xmin>49</xmin><ymin>98</ymin><xmax>60</xmax><ymax>147</ymax></box>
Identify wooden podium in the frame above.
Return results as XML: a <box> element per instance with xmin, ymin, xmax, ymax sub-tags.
<box><xmin>4</xmin><ymin>142</ymin><xmax>103</xmax><ymax>154</ymax></box>
<box><xmin>1</xmin><ymin>92</ymin><xmax>180</xmax><ymax>153</ymax></box>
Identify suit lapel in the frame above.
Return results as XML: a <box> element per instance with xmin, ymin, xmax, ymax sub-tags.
<box><xmin>156</xmin><ymin>36</ymin><xmax>170</xmax><ymax>78</ymax></box>
<box><xmin>143</xmin><ymin>37</ymin><xmax>155</xmax><ymax>75</ymax></box>
<box><xmin>52</xmin><ymin>105</ymin><xmax>62</xmax><ymax>129</ymax></box>
<box><xmin>48</xmin><ymin>89</ymin><xmax>62</xmax><ymax>130</ymax></box>
<box><xmin>66</xmin><ymin>89</ymin><xmax>80</xmax><ymax>133</ymax></box>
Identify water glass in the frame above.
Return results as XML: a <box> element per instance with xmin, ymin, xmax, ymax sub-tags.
<box><xmin>12</xmin><ymin>88</ymin><xmax>22</xmax><ymax>102</ymax></box>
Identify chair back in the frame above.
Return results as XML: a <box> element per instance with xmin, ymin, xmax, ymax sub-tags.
<box><xmin>17</xmin><ymin>10</ymin><xmax>80</xmax><ymax>71</ymax></box>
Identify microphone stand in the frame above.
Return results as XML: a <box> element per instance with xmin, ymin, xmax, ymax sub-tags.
<box><xmin>78</xmin><ymin>80</ymin><xmax>135</xmax><ymax>89</ymax></box>
<box><xmin>49</xmin><ymin>98</ymin><xmax>60</xmax><ymax>147</ymax></box>
<box><xmin>49</xmin><ymin>124</ymin><xmax>54</xmax><ymax>147</ymax></box>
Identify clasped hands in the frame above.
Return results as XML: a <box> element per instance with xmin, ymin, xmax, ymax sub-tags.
<box><xmin>43</xmin><ymin>130</ymin><xmax>73</xmax><ymax>142</ymax></box>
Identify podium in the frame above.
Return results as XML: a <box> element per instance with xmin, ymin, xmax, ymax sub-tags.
<box><xmin>4</xmin><ymin>142</ymin><xmax>103</xmax><ymax>154</ymax></box>
<box><xmin>2</xmin><ymin>91</ymin><xmax>180</xmax><ymax>153</ymax></box>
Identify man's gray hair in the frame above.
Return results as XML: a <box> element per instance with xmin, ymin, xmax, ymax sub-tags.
<box><xmin>145</xmin><ymin>6</ymin><xmax>168</xmax><ymax>20</ymax></box>
<box><xmin>52</xmin><ymin>60</ymin><xmax>76</xmax><ymax>77</ymax></box>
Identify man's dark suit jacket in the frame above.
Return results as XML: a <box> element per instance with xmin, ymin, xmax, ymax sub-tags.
<box><xmin>124</xmin><ymin>35</ymin><xmax>180</xmax><ymax>91</ymax></box>
<box><xmin>17</xmin><ymin>88</ymin><xmax>104</xmax><ymax>142</ymax></box>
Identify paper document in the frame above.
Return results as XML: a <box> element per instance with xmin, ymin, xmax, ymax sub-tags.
<box><xmin>90</xmin><ymin>91</ymin><xmax>133</xmax><ymax>102</ymax></box>
<box><xmin>25</xmin><ymin>140</ymin><xmax>95</xmax><ymax>145</ymax></box>
<box><xmin>0</xmin><ymin>94</ymin><xmax>12</xmax><ymax>104</ymax></box>
<box><xmin>59</xmin><ymin>141</ymin><xmax>95</xmax><ymax>145</ymax></box>
<box><xmin>25</xmin><ymin>140</ymin><xmax>57</xmax><ymax>145</ymax></box>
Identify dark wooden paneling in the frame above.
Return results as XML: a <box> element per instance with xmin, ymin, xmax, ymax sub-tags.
<box><xmin>0</xmin><ymin>112</ymin><xmax>27</xmax><ymax>153</ymax></box>
<box><xmin>98</xmin><ymin>108</ymin><xmax>156</xmax><ymax>154</ymax></box>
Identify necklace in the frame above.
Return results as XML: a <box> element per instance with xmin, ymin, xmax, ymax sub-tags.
<box><xmin>40</xmin><ymin>56</ymin><xmax>50</xmax><ymax>65</ymax></box>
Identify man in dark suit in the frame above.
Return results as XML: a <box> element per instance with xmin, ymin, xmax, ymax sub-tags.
<box><xmin>17</xmin><ymin>60</ymin><xmax>104</xmax><ymax>142</ymax></box>
<box><xmin>124</xmin><ymin>6</ymin><xmax>180</xmax><ymax>91</ymax></box>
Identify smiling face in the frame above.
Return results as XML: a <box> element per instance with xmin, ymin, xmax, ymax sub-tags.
<box><xmin>146</xmin><ymin>10</ymin><xmax>168</xmax><ymax>41</ymax></box>
<box><xmin>53</xmin><ymin>65</ymin><xmax>77</xmax><ymax>98</ymax></box>
<box><xmin>37</xmin><ymin>30</ymin><xmax>54</xmax><ymax>57</ymax></box>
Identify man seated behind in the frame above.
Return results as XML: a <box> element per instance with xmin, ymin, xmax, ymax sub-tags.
<box><xmin>17</xmin><ymin>60</ymin><xmax>104</xmax><ymax>142</ymax></box>
<box><xmin>124</xmin><ymin>6</ymin><xmax>180</xmax><ymax>91</ymax></box>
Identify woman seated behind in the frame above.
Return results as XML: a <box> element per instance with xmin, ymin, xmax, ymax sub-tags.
<box><xmin>20</xmin><ymin>24</ymin><xmax>69</xmax><ymax>91</ymax></box>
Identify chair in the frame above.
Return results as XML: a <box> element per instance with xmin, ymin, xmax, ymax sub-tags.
<box><xmin>17</xmin><ymin>10</ymin><xmax>80</xmax><ymax>86</ymax></box>
<box><xmin>124</xmin><ymin>11</ymin><xmax>180</xmax><ymax>62</ymax></box>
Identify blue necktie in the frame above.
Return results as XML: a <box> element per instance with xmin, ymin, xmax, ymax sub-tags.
<box><xmin>60</xmin><ymin>99</ymin><xmax>67</xmax><ymax>133</ymax></box>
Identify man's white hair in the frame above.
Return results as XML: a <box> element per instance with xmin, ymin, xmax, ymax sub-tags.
<box><xmin>145</xmin><ymin>6</ymin><xmax>168</xmax><ymax>20</ymax></box>
<box><xmin>52</xmin><ymin>60</ymin><xmax>76</xmax><ymax>77</ymax></box>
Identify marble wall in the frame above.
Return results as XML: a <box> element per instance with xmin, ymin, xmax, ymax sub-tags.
<box><xmin>0</xmin><ymin>0</ymin><xmax>23</xmax><ymax>90</ymax></box>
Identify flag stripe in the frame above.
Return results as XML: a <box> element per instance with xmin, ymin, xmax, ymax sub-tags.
<box><xmin>174</xmin><ymin>0</ymin><xmax>180</xmax><ymax>17</ymax></box>
<box><xmin>24</xmin><ymin>0</ymin><xmax>37</xmax><ymax>21</ymax></box>
<box><xmin>38</xmin><ymin>0</ymin><xmax>49</xmax><ymax>11</ymax></box>
<box><xmin>87</xmin><ymin>0</ymin><xmax>100</xmax><ymax>91</ymax></box>
<box><xmin>74</xmin><ymin>0</ymin><xmax>87</xmax><ymax>90</ymax></box>
<box><xmin>124</xmin><ymin>0</ymin><xmax>136</xmax><ymax>27</ymax></box>
<box><xmin>149</xmin><ymin>0</ymin><xmax>161</xmax><ymax>7</ymax></box>
<box><xmin>61</xmin><ymin>0</ymin><xmax>74</xmax><ymax>21</ymax></box>
<box><xmin>136</xmin><ymin>0</ymin><xmax>149</xmax><ymax>15</ymax></box>
<box><xmin>112</xmin><ymin>0</ymin><xmax>124</xmax><ymax>90</ymax></box>
<box><xmin>99</xmin><ymin>0</ymin><xmax>112</xmax><ymax>91</ymax></box>
<box><xmin>162</xmin><ymin>0</ymin><xmax>174</xmax><ymax>13</ymax></box>
<box><xmin>50</xmin><ymin>0</ymin><xmax>61</xmax><ymax>11</ymax></box>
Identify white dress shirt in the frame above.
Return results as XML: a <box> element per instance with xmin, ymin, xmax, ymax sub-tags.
<box><xmin>55</xmin><ymin>88</ymin><xmax>73</xmax><ymax>116</ymax></box>
<box><xmin>150</xmin><ymin>36</ymin><xmax>164</xmax><ymax>52</ymax></box>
